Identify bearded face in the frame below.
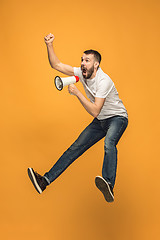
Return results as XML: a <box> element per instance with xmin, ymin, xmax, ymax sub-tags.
<box><xmin>81</xmin><ymin>54</ymin><xmax>98</xmax><ymax>79</ymax></box>
<box><xmin>81</xmin><ymin>64</ymin><xmax>95</xmax><ymax>79</ymax></box>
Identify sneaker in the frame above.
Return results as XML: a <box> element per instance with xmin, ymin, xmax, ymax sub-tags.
<box><xmin>95</xmin><ymin>176</ymin><xmax>114</xmax><ymax>202</ymax></box>
<box><xmin>27</xmin><ymin>168</ymin><xmax>48</xmax><ymax>194</ymax></box>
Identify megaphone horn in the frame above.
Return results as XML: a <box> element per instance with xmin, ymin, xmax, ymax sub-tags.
<box><xmin>54</xmin><ymin>75</ymin><xmax>79</xmax><ymax>91</ymax></box>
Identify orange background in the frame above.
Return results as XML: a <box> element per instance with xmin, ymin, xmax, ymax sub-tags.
<box><xmin>0</xmin><ymin>0</ymin><xmax>160</xmax><ymax>239</ymax></box>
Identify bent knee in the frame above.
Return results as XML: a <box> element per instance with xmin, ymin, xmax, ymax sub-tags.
<box><xmin>104</xmin><ymin>138</ymin><xmax>116</xmax><ymax>151</ymax></box>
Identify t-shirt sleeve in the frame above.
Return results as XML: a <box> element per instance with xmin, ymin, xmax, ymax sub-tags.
<box><xmin>96</xmin><ymin>77</ymin><xmax>114</xmax><ymax>98</ymax></box>
<box><xmin>73</xmin><ymin>67</ymin><xmax>83</xmax><ymax>79</ymax></box>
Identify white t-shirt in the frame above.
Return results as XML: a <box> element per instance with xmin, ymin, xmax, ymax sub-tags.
<box><xmin>74</xmin><ymin>67</ymin><xmax>128</xmax><ymax>120</ymax></box>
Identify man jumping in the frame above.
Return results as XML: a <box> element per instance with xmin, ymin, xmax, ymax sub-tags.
<box><xmin>28</xmin><ymin>33</ymin><xmax>128</xmax><ymax>203</ymax></box>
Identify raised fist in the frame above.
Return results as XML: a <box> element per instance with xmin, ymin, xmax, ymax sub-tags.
<box><xmin>44</xmin><ymin>33</ymin><xmax>55</xmax><ymax>45</ymax></box>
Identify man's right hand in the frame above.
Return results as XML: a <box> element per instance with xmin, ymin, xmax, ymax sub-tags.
<box><xmin>44</xmin><ymin>33</ymin><xmax>55</xmax><ymax>45</ymax></box>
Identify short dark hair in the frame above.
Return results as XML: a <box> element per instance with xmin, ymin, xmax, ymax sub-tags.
<box><xmin>83</xmin><ymin>49</ymin><xmax>101</xmax><ymax>65</ymax></box>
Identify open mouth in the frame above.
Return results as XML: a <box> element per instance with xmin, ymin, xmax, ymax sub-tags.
<box><xmin>81</xmin><ymin>67</ymin><xmax>87</xmax><ymax>74</ymax></box>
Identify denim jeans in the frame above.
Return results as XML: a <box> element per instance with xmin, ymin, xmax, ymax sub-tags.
<box><xmin>44</xmin><ymin>115</ymin><xmax>128</xmax><ymax>188</ymax></box>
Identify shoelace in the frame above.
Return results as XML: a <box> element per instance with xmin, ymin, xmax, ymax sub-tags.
<box><xmin>35</xmin><ymin>171</ymin><xmax>42</xmax><ymax>179</ymax></box>
<box><xmin>35</xmin><ymin>171</ymin><xmax>47</xmax><ymax>188</ymax></box>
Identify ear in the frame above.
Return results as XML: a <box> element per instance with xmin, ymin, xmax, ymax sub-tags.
<box><xmin>94</xmin><ymin>61</ymin><xmax>99</xmax><ymax>69</ymax></box>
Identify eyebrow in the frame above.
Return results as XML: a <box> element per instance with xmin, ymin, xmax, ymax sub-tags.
<box><xmin>81</xmin><ymin>57</ymin><xmax>90</xmax><ymax>60</ymax></box>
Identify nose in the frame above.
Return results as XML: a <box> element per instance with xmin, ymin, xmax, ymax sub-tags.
<box><xmin>81</xmin><ymin>60</ymin><xmax>86</xmax><ymax>66</ymax></box>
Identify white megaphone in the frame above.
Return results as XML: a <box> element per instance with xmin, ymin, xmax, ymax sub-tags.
<box><xmin>54</xmin><ymin>75</ymin><xmax>79</xmax><ymax>91</ymax></box>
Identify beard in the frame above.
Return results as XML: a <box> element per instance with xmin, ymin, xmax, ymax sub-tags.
<box><xmin>81</xmin><ymin>65</ymin><xmax>94</xmax><ymax>79</ymax></box>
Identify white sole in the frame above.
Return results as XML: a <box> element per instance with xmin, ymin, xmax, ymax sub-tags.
<box><xmin>28</xmin><ymin>168</ymin><xmax>42</xmax><ymax>194</ymax></box>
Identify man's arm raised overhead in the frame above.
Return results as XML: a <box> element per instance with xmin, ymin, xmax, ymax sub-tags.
<box><xmin>44</xmin><ymin>33</ymin><xmax>74</xmax><ymax>76</ymax></box>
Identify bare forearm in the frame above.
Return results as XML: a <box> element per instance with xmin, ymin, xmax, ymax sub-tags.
<box><xmin>76</xmin><ymin>91</ymin><xmax>99</xmax><ymax>118</ymax></box>
<box><xmin>44</xmin><ymin>33</ymin><xmax>74</xmax><ymax>75</ymax></box>
<box><xmin>68</xmin><ymin>84</ymin><xmax>105</xmax><ymax>117</ymax></box>
<box><xmin>46</xmin><ymin>44</ymin><xmax>60</xmax><ymax>69</ymax></box>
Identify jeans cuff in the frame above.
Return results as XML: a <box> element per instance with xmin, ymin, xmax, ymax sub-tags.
<box><xmin>43</xmin><ymin>176</ymin><xmax>51</xmax><ymax>185</ymax></box>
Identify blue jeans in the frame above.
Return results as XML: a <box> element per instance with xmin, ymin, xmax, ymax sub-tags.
<box><xmin>44</xmin><ymin>115</ymin><xmax>128</xmax><ymax>188</ymax></box>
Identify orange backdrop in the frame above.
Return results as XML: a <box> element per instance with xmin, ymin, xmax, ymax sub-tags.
<box><xmin>0</xmin><ymin>0</ymin><xmax>160</xmax><ymax>239</ymax></box>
